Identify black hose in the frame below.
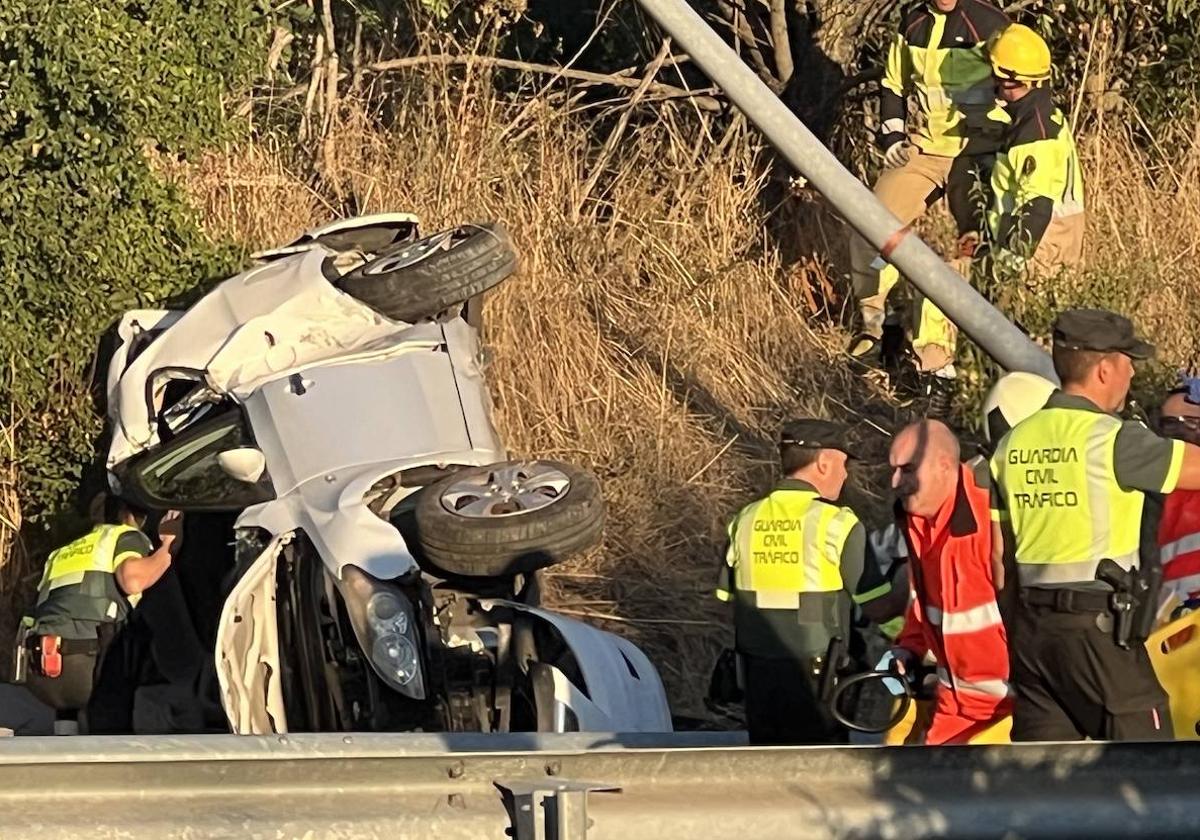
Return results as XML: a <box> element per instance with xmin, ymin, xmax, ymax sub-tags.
<box><xmin>827</xmin><ymin>670</ymin><xmax>913</xmax><ymax>734</ymax></box>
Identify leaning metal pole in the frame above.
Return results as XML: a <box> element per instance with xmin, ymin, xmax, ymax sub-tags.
<box><xmin>635</xmin><ymin>0</ymin><xmax>1058</xmax><ymax>382</ymax></box>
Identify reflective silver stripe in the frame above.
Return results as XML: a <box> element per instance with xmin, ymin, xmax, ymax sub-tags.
<box><xmin>1084</xmin><ymin>415</ymin><xmax>1118</xmax><ymax>564</ymax></box>
<box><xmin>801</xmin><ymin>503</ymin><xmax>832</xmax><ymax>592</ymax></box>
<box><xmin>1161</xmin><ymin>532</ymin><xmax>1200</xmax><ymax>565</ymax></box>
<box><xmin>754</xmin><ymin>591</ymin><xmax>803</xmax><ymax>610</ymax></box>
<box><xmin>1018</xmin><ymin>554</ymin><xmax>1138</xmax><ymax>586</ymax></box>
<box><xmin>37</xmin><ymin>571</ymin><xmax>87</xmax><ymax>603</ymax></box>
<box><xmin>732</xmin><ymin>498</ymin><xmax>767</xmax><ymax>593</ymax></box>
<box><xmin>924</xmin><ymin>602</ymin><xmax>1002</xmax><ymax>634</ymax></box>
<box><xmin>1165</xmin><ymin>572</ymin><xmax>1200</xmax><ymax>600</ymax></box>
<box><xmin>956</xmin><ymin>678</ymin><xmax>1011</xmax><ymax>699</ymax></box>
<box><xmin>940</xmin><ymin>601</ymin><xmax>1002</xmax><ymax>636</ymax></box>
<box><xmin>937</xmin><ymin>668</ymin><xmax>1010</xmax><ymax>698</ymax></box>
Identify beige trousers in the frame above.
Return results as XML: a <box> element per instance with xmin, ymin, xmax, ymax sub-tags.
<box><xmin>1030</xmin><ymin>213</ymin><xmax>1085</xmax><ymax>274</ymax></box>
<box><xmin>848</xmin><ymin>150</ymin><xmax>983</xmax><ymax>372</ymax></box>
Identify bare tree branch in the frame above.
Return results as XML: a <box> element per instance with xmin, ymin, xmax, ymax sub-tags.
<box><xmin>574</xmin><ymin>38</ymin><xmax>674</xmax><ymax>221</ymax></box>
<box><xmin>769</xmin><ymin>0</ymin><xmax>795</xmax><ymax>84</ymax></box>
<box><xmin>243</xmin><ymin>54</ymin><xmax>723</xmax><ymax>116</ymax></box>
<box><xmin>714</xmin><ymin>0</ymin><xmax>780</xmax><ymax>91</ymax></box>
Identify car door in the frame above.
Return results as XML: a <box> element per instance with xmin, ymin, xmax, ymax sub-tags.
<box><xmin>115</xmin><ymin>407</ymin><xmax>275</xmax><ymax>513</ymax></box>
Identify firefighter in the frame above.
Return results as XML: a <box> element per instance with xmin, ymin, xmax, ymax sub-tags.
<box><xmin>990</xmin><ymin>309</ymin><xmax>1200</xmax><ymax>740</ymax></box>
<box><xmin>887</xmin><ymin>420</ymin><xmax>1011</xmax><ymax>744</ymax></box>
<box><xmin>19</xmin><ymin>495</ymin><xmax>180</xmax><ymax>730</ymax></box>
<box><xmin>972</xmin><ymin>23</ymin><xmax>1086</xmax><ymax>278</ymax></box>
<box><xmin>848</xmin><ymin>0</ymin><xmax>1010</xmax><ymax>415</ymax></box>
<box><xmin>717</xmin><ymin>419</ymin><xmax>879</xmax><ymax>744</ymax></box>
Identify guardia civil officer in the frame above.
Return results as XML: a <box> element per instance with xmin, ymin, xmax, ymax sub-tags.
<box><xmin>991</xmin><ymin>309</ymin><xmax>1200</xmax><ymax>740</ymax></box>
<box><xmin>19</xmin><ymin>494</ymin><xmax>180</xmax><ymax>731</ymax></box>
<box><xmin>717</xmin><ymin>420</ymin><xmax>880</xmax><ymax>744</ymax></box>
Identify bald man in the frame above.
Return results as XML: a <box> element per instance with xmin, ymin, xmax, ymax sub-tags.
<box><xmin>1157</xmin><ymin>382</ymin><xmax>1200</xmax><ymax>607</ymax></box>
<box><xmin>887</xmin><ymin>420</ymin><xmax>1012</xmax><ymax>744</ymax></box>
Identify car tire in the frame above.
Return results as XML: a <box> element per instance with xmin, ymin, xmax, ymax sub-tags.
<box><xmin>414</xmin><ymin>460</ymin><xmax>605</xmax><ymax>577</ymax></box>
<box><xmin>335</xmin><ymin>221</ymin><xmax>517</xmax><ymax>322</ymax></box>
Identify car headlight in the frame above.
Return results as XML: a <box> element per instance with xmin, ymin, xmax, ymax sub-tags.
<box><xmin>340</xmin><ymin>567</ymin><xmax>426</xmax><ymax>700</ymax></box>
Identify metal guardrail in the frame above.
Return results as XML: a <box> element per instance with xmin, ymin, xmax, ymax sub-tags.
<box><xmin>2</xmin><ymin>732</ymin><xmax>1198</xmax><ymax>838</ymax></box>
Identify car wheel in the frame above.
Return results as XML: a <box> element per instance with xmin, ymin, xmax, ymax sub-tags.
<box><xmin>414</xmin><ymin>460</ymin><xmax>605</xmax><ymax>577</ymax></box>
<box><xmin>334</xmin><ymin>221</ymin><xmax>517</xmax><ymax>322</ymax></box>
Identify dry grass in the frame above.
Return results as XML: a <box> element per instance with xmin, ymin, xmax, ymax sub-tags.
<box><xmin>1070</xmin><ymin>117</ymin><xmax>1200</xmax><ymax>369</ymax></box>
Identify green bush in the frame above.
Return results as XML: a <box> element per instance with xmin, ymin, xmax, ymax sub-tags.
<box><xmin>0</xmin><ymin>2</ymin><xmax>267</xmax><ymax>528</ymax></box>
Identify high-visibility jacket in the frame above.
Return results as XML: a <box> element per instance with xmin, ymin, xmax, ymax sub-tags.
<box><xmin>896</xmin><ymin>459</ymin><xmax>1010</xmax><ymax>718</ymax></box>
<box><xmin>1159</xmin><ymin>490</ymin><xmax>1200</xmax><ymax>603</ymax></box>
<box><xmin>28</xmin><ymin>524</ymin><xmax>149</xmax><ymax>640</ymax></box>
<box><xmin>991</xmin><ymin>396</ymin><xmax>1183</xmax><ymax>586</ymax></box>
<box><xmin>986</xmin><ymin>87</ymin><xmax>1085</xmax><ymax>257</ymax></box>
<box><xmin>718</xmin><ymin>480</ymin><xmax>864</xmax><ymax>659</ymax></box>
<box><xmin>881</xmin><ymin>0</ymin><xmax>1009</xmax><ymax>158</ymax></box>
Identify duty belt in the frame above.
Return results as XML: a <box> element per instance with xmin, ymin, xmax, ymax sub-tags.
<box><xmin>1021</xmin><ymin>587</ymin><xmax>1111</xmax><ymax>614</ymax></box>
<box><xmin>24</xmin><ymin>635</ymin><xmax>100</xmax><ymax>656</ymax></box>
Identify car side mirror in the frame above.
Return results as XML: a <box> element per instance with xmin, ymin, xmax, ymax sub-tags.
<box><xmin>217</xmin><ymin>448</ymin><xmax>267</xmax><ymax>483</ymax></box>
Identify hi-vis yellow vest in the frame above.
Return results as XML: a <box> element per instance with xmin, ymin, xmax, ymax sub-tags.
<box><xmin>987</xmin><ymin>103</ymin><xmax>1084</xmax><ymax>244</ymax></box>
<box><xmin>29</xmin><ymin>524</ymin><xmax>142</xmax><ymax>639</ymax></box>
<box><xmin>883</xmin><ymin>5</ymin><xmax>1008</xmax><ymax>158</ymax></box>
<box><xmin>720</xmin><ymin>488</ymin><xmax>856</xmax><ymax>608</ymax></box>
<box><xmin>992</xmin><ymin>408</ymin><xmax>1141</xmax><ymax>586</ymax></box>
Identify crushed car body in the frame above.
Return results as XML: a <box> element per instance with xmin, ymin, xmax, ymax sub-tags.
<box><xmin>102</xmin><ymin>214</ymin><xmax>672</xmax><ymax>736</ymax></box>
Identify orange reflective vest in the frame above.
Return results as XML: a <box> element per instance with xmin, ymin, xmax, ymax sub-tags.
<box><xmin>1158</xmin><ymin>490</ymin><xmax>1200</xmax><ymax>603</ymax></box>
<box><xmin>896</xmin><ymin>460</ymin><xmax>1011</xmax><ymax>720</ymax></box>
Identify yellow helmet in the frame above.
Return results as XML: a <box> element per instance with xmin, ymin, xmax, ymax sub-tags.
<box><xmin>989</xmin><ymin>24</ymin><xmax>1052</xmax><ymax>85</ymax></box>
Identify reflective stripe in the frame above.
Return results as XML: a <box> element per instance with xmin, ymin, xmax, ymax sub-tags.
<box><xmin>801</xmin><ymin>503</ymin><xmax>838</xmax><ymax>591</ymax></box>
<box><xmin>853</xmin><ymin>582</ymin><xmax>892</xmax><ymax>605</ymax></box>
<box><xmin>1164</xmin><ymin>571</ymin><xmax>1200</xmax><ymax>600</ymax></box>
<box><xmin>1162</xmin><ymin>442</ymin><xmax>1186</xmax><ymax>494</ymax></box>
<box><xmin>1161</xmin><ymin>532</ymin><xmax>1200</xmax><ymax>565</ymax></box>
<box><xmin>1084</xmin><ymin>416</ymin><xmax>1114</xmax><ymax>564</ymax></box>
<box><xmin>937</xmin><ymin>667</ymin><xmax>1011</xmax><ymax>698</ymax></box>
<box><xmin>941</xmin><ymin>601</ymin><xmax>1002</xmax><ymax>635</ymax></box>
<box><xmin>1017</xmin><ymin>553</ymin><xmax>1137</xmax><ymax>587</ymax></box>
<box><xmin>755</xmin><ymin>591</ymin><xmax>803</xmax><ymax>610</ymax></box>
<box><xmin>922</xmin><ymin>601</ymin><xmax>1002</xmax><ymax>634</ymax></box>
<box><xmin>714</xmin><ymin>588</ymin><xmax>732</xmax><ymax>602</ymax></box>
<box><xmin>37</xmin><ymin>570</ymin><xmax>87</xmax><ymax>603</ymax></box>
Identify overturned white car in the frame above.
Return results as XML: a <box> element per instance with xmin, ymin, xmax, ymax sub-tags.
<box><xmin>103</xmin><ymin>214</ymin><xmax>670</xmax><ymax>734</ymax></box>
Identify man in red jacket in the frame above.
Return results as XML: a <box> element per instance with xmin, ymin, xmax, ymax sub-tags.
<box><xmin>1157</xmin><ymin>378</ymin><xmax>1200</xmax><ymax>608</ymax></box>
<box><xmin>887</xmin><ymin>419</ymin><xmax>1011</xmax><ymax>744</ymax></box>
